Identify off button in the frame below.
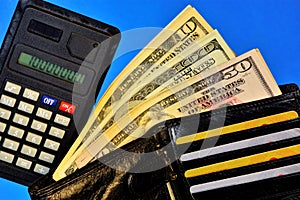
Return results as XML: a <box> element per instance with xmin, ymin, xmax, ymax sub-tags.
<box><xmin>41</xmin><ymin>95</ymin><xmax>57</xmax><ymax>108</ymax></box>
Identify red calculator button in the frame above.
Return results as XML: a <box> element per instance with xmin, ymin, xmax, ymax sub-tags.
<box><xmin>59</xmin><ymin>101</ymin><xmax>76</xmax><ymax>114</ymax></box>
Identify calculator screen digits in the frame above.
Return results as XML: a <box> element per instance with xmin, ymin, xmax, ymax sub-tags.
<box><xmin>18</xmin><ymin>52</ymin><xmax>86</xmax><ymax>84</ymax></box>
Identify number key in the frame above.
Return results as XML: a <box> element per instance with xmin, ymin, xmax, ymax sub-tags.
<box><xmin>21</xmin><ymin>145</ymin><xmax>37</xmax><ymax>157</ymax></box>
<box><xmin>31</xmin><ymin>120</ymin><xmax>47</xmax><ymax>132</ymax></box>
<box><xmin>3</xmin><ymin>138</ymin><xmax>19</xmax><ymax>151</ymax></box>
<box><xmin>13</xmin><ymin>113</ymin><xmax>29</xmax><ymax>126</ymax></box>
<box><xmin>8</xmin><ymin>126</ymin><xmax>24</xmax><ymax>139</ymax></box>
<box><xmin>26</xmin><ymin>132</ymin><xmax>42</xmax><ymax>145</ymax></box>
<box><xmin>0</xmin><ymin>108</ymin><xmax>11</xmax><ymax>120</ymax></box>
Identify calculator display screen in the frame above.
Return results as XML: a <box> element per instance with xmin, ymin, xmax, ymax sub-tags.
<box><xmin>18</xmin><ymin>52</ymin><xmax>86</xmax><ymax>84</ymax></box>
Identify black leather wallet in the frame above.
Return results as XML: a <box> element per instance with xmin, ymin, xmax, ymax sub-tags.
<box><xmin>28</xmin><ymin>84</ymin><xmax>300</xmax><ymax>200</ymax></box>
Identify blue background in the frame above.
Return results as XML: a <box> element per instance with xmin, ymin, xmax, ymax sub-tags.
<box><xmin>0</xmin><ymin>0</ymin><xmax>299</xmax><ymax>199</ymax></box>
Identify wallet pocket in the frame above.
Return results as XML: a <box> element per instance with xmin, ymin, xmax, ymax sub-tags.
<box><xmin>28</xmin><ymin>129</ymin><xmax>177</xmax><ymax>200</ymax></box>
<box><xmin>191</xmin><ymin>167</ymin><xmax>300</xmax><ymax>200</ymax></box>
<box><xmin>29</xmin><ymin>87</ymin><xmax>300</xmax><ymax>200</ymax></box>
<box><xmin>167</xmin><ymin>89</ymin><xmax>300</xmax><ymax>141</ymax></box>
<box><xmin>172</xmin><ymin>104</ymin><xmax>300</xmax><ymax>199</ymax></box>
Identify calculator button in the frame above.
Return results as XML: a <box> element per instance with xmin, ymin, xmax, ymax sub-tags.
<box><xmin>34</xmin><ymin>164</ymin><xmax>50</xmax><ymax>175</ymax></box>
<box><xmin>21</xmin><ymin>145</ymin><xmax>37</xmax><ymax>157</ymax></box>
<box><xmin>41</xmin><ymin>95</ymin><xmax>57</xmax><ymax>108</ymax></box>
<box><xmin>3</xmin><ymin>138</ymin><xmax>19</xmax><ymax>151</ymax></box>
<box><xmin>31</xmin><ymin>120</ymin><xmax>47</xmax><ymax>132</ymax></box>
<box><xmin>0</xmin><ymin>108</ymin><xmax>11</xmax><ymax>120</ymax></box>
<box><xmin>13</xmin><ymin>113</ymin><xmax>29</xmax><ymax>126</ymax></box>
<box><xmin>49</xmin><ymin>127</ymin><xmax>65</xmax><ymax>139</ymax></box>
<box><xmin>44</xmin><ymin>139</ymin><xmax>60</xmax><ymax>151</ymax></box>
<box><xmin>0</xmin><ymin>95</ymin><xmax>16</xmax><ymax>107</ymax></box>
<box><xmin>4</xmin><ymin>82</ymin><xmax>21</xmax><ymax>95</ymax></box>
<box><xmin>8</xmin><ymin>126</ymin><xmax>24</xmax><ymax>139</ymax></box>
<box><xmin>0</xmin><ymin>151</ymin><xmax>14</xmax><ymax>163</ymax></box>
<box><xmin>26</xmin><ymin>132</ymin><xmax>42</xmax><ymax>145</ymax></box>
<box><xmin>54</xmin><ymin>114</ymin><xmax>70</xmax><ymax>127</ymax></box>
<box><xmin>59</xmin><ymin>101</ymin><xmax>76</xmax><ymax>114</ymax></box>
<box><xmin>0</xmin><ymin>122</ymin><xmax>6</xmax><ymax>132</ymax></box>
<box><xmin>18</xmin><ymin>101</ymin><xmax>34</xmax><ymax>114</ymax></box>
<box><xmin>16</xmin><ymin>157</ymin><xmax>32</xmax><ymax>169</ymax></box>
<box><xmin>23</xmin><ymin>88</ymin><xmax>40</xmax><ymax>101</ymax></box>
<box><xmin>36</xmin><ymin>108</ymin><xmax>52</xmax><ymax>120</ymax></box>
<box><xmin>39</xmin><ymin>151</ymin><xmax>55</xmax><ymax>163</ymax></box>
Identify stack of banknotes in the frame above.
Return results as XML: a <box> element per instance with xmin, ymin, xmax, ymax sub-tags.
<box><xmin>52</xmin><ymin>5</ymin><xmax>282</xmax><ymax>181</ymax></box>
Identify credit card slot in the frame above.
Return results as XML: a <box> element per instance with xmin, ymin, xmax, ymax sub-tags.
<box><xmin>187</xmin><ymin>154</ymin><xmax>300</xmax><ymax>185</ymax></box>
<box><xmin>182</xmin><ymin>141</ymin><xmax>300</xmax><ymax>180</ymax></box>
<box><xmin>177</xmin><ymin>111</ymin><xmax>299</xmax><ymax>146</ymax></box>
<box><xmin>180</xmin><ymin>117</ymin><xmax>300</xmax><ymax>154</ymax></box>
<box><xmin>182</xmin><ymin>134</ymin><xmax>300</xmax><ymax>170</ymax></box>
<box><xmin>191</xmin><ymin>166</ymin><xmax>300</xmax><ymax>200</ymax></box>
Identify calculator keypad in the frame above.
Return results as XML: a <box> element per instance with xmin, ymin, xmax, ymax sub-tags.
<box><xmin>0</xmin><ymin>81</ymin><xmax>74</xmax><ymax>175</ymax></box>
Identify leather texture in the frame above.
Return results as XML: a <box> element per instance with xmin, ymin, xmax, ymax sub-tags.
<box><xmin>28</xmin><ymin>84</ymin><xmax>300</xmax><ymax>200</ymax></box>
<box><xmin>29</xmin><ymin>128</ymin><xmax>178</xmax><ymax>200</ymax></box>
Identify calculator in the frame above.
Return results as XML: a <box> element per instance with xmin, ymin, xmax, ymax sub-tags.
<box><xmin>0</xmin><ymin>0</ymin><xmax>120</xmax><ymax>186</ymax></box>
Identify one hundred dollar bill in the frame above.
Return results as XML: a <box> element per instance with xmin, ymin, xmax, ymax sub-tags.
<box><xmin>61</xmin><ymin>49</ymin><xmax>282</xmax><ymax>177</ymax></box>
<box><xmin>53</xmin><ymin>5</ymin><xmax>213</xmax><ymax>181</ymax></box>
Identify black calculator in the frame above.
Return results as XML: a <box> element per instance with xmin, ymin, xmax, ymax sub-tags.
<box><xmin>0</xmin><ymin>0</ymin><xmax>120</xmax><ymax>186</ymax></box>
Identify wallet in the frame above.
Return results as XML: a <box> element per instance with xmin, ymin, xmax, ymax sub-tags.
<box><xmin>28</xmin><ymin>83</ymin><xmax>300</xmax><ymax>200</ymax></box>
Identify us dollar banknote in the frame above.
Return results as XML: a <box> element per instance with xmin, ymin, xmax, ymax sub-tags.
<box><xmin>78</xmin><ymin>29</ymin><xmax>236</xmax><ymax>160</ymax></box>
<box><xmin>63</xmin><ymin>49</ymin><xmax>282</xmax><ymax>175</ymax></box>
<box><xmin>53</xmin><ymin>5</ymin><xmax>213</xmax><ymax>181</ymax></box>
